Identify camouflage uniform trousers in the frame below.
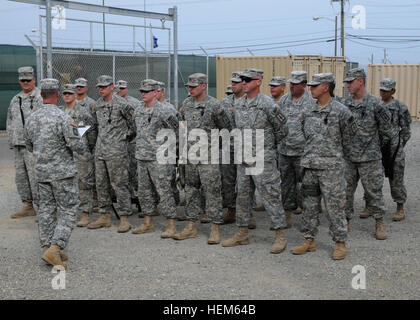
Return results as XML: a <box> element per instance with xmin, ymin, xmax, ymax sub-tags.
<box><xmin>14</xmin><ymin>146</ymin><xmax>38</xmax><ymax>205</ymax></box>
<box><xmin>220</xmin><ymin>150</ymin><xmax>237</xmax><ymax>209</ymax></box>
<box><xmin>388</xmin><ymin>146</ymin><xmax>407</xmax><ymax>204</ymax></box>
<box><xmin>128</xmin><ymin>141</ymin><xmax>138</xmax><ymax>194</ymax></box>
<box><xmin>277</xmin><ymin>154</ymin><xmax>302</xmax><ymax>211</ymax></box>
<box><xmin>95</xmin><ymin>157</ymin><xmax>131</xmax><ymax>216</ymax></box>
<box><xmin>236</xmin><ymin>160</ymin><xmax>286</xmax><ymax>229</ymax></box>
<box><xmin>37</xmin><ymin>177</ymin><xmax>79</xmax><ymax>249</ymax></box>
<box><xmin>75</xmin><ymin>157</ymin><xmax>95</xmax><ymax>215</ymax></box>
<box><xmin>301</xmin><ymin>168</ymin><xmax>348</xmax><ymax>242</ymax></box>
<box><xmin>345</xmin><ymin>159</ymin><xmax>386</xmax><ymax>220</ymax></box>
<box><xmin>184</xmin><ymin>163</ymin><xmax>224</xmax><ymax>224</ymax></box>
<box><xmin>171</xmin><ymin>165</ymin><xmax>180</xmax><ymax>205</ymax></box>
<box><xmin>137</xmin><ymin>160</ymin><xmax>177</xmax><ymax>218</ymax></box>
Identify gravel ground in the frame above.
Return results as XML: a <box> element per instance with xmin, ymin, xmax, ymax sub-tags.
<box><xmin>0</xmin><ymin>125</ymin><xmax>419</xmax><ymax>300</ymax></box>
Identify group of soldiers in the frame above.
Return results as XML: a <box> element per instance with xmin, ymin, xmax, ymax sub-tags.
<box><xmin>7</xmin><ymin>64</ymin><xmax>411</xmax><ymax>269</ymax></box>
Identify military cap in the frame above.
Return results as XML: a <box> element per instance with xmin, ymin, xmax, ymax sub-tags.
<box><xmin>62</xmin><ymin>83</ymin><xmax>76</xmax><ymax>94</ymax></box>
<box><xmin>308</xmin><ymin>73</ymin><xmax>335</xmax><ymax>86</ymax></box>
<box><xmin>18</xmin><ymin>66</ymin><xmax>35</xmax><ymax>80</ymax></box>
<box><xmin>185</xmin><ymin>73</ymin><xmax>207</xmax><ymax>87</ymax></box>
<box><xmin>225</xmin><ymin>85</ymin><xmax>233</xmax><ymax>94</ymax></box>
<box><xmin>344</xmin><ymin>67</ymin><xmax>366</xmax><ymax>82</ymax></box>
<box><xmin>269</xmin><ymin>76</ymin><xmax>286</xmax><ymax>86</ymax></box>
<box><xmin>230</xmin><ymin>71</ymin><xmax>242</xmax><ymax>83</ymax></box>
<box><xmin>40</xmin><ymin>78</ymin><xmax>59</xmax><ymax>90</ymax></box>
<box><xmin>157</xmin><ymin>81</ymin><xmax>166</xmax><ymax>91</ymax></box>
<box><xmin>139</xmin><ymin>79</ymin><xmax>159</xmax><ymax>92</ymax></box>
<box><xmin>75</xmin><ymin>77</ymin><xmax>88</xmax><ymax>87</ymax></box>
<box><xmin>379</xmin><ymin>78</ymin><xmax>396</xmax><ymax>91</ymax></box>
<box><xmin>240</xmin><ymin>68</ymin><xmax>264</xmax><ymax>79</ymax></box>
<box><xmin>96</xmin><ymin>75</ymin><xmax>113</xmax><ymax>87</ymax></box>
<box><xmin>116</xmin><ymin>80</ymin><xmax>128</xmax><ymax>89</ymax></box>
<box><xmin>288</xmin><ymin>71</ymin><xmax>307</xmax><ymax>84</ymax></box>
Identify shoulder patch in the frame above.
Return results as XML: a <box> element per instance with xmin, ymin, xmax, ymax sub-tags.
<box><xmin>377</xmin><ymin>107</ymin><xmax>391</xmax><ymax>123</ymax></box>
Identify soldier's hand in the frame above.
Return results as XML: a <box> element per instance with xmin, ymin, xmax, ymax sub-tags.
<box><xmin>70</xmin><ymin>120</ymin><xmax>78</xmax><ymax>128</ymax></box>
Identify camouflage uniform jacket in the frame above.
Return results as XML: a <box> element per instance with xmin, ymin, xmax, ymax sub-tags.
<box><xmin>220</xmin><ymin>94</ymin><xmax>245</xmax><ymax>128</ymax></box>
<box><xmin>93</xmin><ymin>94</ymin><xmax>135</xmax><ymax>160</ymax></box>
<box><xmin>278</xmin><ymin>90</ymin><xmax>314</xmax><ymax>156</ymax></box>
<box><xmin>24</xmin><ymin>104</ymin><xmax>90</xmax><ymax>182</ymax></box>
<box><xmin>271</xmin><ymin>96</ymin><xmax>282</xmax><ymax>107</ymax></box>
<box><xmin>6</xmin><ymin>87</ymin><xmax>43</xmax><ymax>148</ymax></box>
<box><xmin>77</xmin><ymin>95</ymin><xmax>96</xmax><ymax>115</ymax></box>
<box><xmin>125</xmin><ymin>95</ymin><xmax>142</xmax><ymax>111</ymax></box>
<box><xmin>343</xmin><ymin>93</ymin><xmax>393</xmax><ymax>163</ymax></box>
<box><xmin>59</xmin><ymin>103</ymin><xmax>97</xmax><ymax>155</ymax></box>
<box><xmin>300</xmin><ymin>99</ymin><xmax>357</xmax><ymax>170</ymax></box>
<box><xmin>235</xmin><ymin>93</ymin><xmax>288</xmax><ymax>162</ymax></box>
<box><xmin>135</xmin><ymin>101</ymin><xmax>179</xmax><ymax>161</ymax></box>
<box><xmin>382</xmin><ymin>98</ymin><xmax>411</xmax><ymax>147</ymax></box>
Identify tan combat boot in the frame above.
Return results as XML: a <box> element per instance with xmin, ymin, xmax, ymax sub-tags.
<box><xmin>173</xmin><ymin>221</ymin><xmax>198</xmax><ymax>240</ymax></box>
<box><xmin>10</xmin><ymin>201</ymin><xmax>36</xmax><ymax>219</ymax></box>
<box><xmin>207</xmin><ymin>223</ymin><xmax>220</xmax><ymax>245</ymax></box>
<box><xmin>221</xmin><ymin>227</ymin><xmax>249</xmax><ymax>247</ymax></box>
<box><xmin>393</xmin><ymin>203</ymin><xmax>405</xmax><ymax>222</ymax></box>
<box><xmin>360</xmin><ymin>206</ymin><xmax>372</xmax><ymax>219</ymax></box>
<box><xmin>332</xmin><ymin>242</ymin><xmax>347</xmax><ymax>260</ymax></box>
<box><xmin>76</xmin><ymin>212</ymin><xmax>90</xmax><ymax>227</ymax></box>
<box><xmin>248</xmin><ymin>217</ymin><xmax>257</xmax><ymax>229</ymax></box>
<box><xmin>292</xmin><ymin>238</ymin><xmax>316</xmax><ymax>255</ymax></box>
<box><xmin>375</xmin><ymin>218</ymin><xmax>387</xmax><ymax>240</ymax></box>
<box><xmin>60</xmin><ymin>253</ymin><xmax>68</xmax><ymax>261</ymax></box>
<box><xmin>200</xmin><ymin>214</ymin><xmax>210</xmax><ymax>223</ymax></box>
<box><xmin>222</xmin><ymin>208</ymin><xmax>236</xmax><ymax>224</ymax></box>
<box><xmin>161</xmin><ymin>219</ymin><xmax>177</xmax><ymax>239</ymax></box>
<box><xmin>42</xmin><ymin>244</ymin><xmax>67</xmax><ymax>269</ymax></box>
<box><xmin>270</xmin><ymin>229</ymin><xmax>287</xmax><ymax>254</ymax></box>
<box><xmin>132</xmin><ymin>216</ymin><xmax>155</xmax><ymax>234</ymax></box>
<box><xmin>117</xmin><ymin>216</ymin><xmax>131</xmax><ymax>233</ymax></box>
<box><xmin>285</xmin><ymin>210</ymin><xmax>292</xmax><ymax>229</ymax></box>
<box><xmin>87</xmin><ymin>213</ymin><xmax>111</xmax><ymax>229</ymax></box>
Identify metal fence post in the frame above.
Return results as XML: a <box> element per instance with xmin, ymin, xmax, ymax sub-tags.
<box><xmin>46</xmin><ymin>0</ymin><xmax>53</xmax><ymax>78</ymax></box>
<box><xmin>173</xmin><ymin>6</ymin><xmax>178</xmax><ymax>108</ymax></box>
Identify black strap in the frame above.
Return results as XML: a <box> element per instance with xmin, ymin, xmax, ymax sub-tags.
<box><xmin>18</xmin><ymin>97</ymin><xmax>25</xmax><ymax>126</ymax></box>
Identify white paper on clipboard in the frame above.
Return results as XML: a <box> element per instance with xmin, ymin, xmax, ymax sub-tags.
<box><xmin>77</xmin><ymin>125</ymin><xmax>91</xmax><ymax>137</ymax></box>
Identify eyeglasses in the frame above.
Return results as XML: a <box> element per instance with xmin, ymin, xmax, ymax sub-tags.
<box><xmin>19</xmin><ymin>79</ymin><xmax>32</xmax><ymax>83</ymax></box>
<box><xmin>241</xmin><ymin>78</ymin><xmax>258</xmax><ymax>83</ymax></box>
<box><xmin>62</xmin><ymin>92</ymin><xmax>74</xmax><ymax>95</ymax></box>
<box><xmin>98</xmin><ymin>85</ymin><xmax>110</xmax><ymax>89</ymax></box>
<box><xmin>140</xmin><ymin>90</ymin><xmax>153</xmax><ymax>94</ymax></box>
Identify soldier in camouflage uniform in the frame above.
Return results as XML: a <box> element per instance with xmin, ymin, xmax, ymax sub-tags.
<box><xmin>269</xmin><ymin>76</ymin><xmax>286</xmax><ymax>105</ymax></box>
<box><xmin>378</xmin><ymin>78</ymin><xmax>411</xmax><ymax>222</ymax></box>
<box><xmin>291</xmin><ymin>73</ymin><xmax>357</xmax><ymax>260</ymax></box>
<box><xmin>343</xmin><ymin>68</ymin><xmax>393</xmax><ymax>240</ymax></box>
<box><xmin>174</xmin><ymin>73</ymin><xmax>232</xmax><ymax>244</ymax></box>
<box><xmin>131</xmin><ymin>79</ymin><xmax>180</xmax><ymax>237</ymax></box>
<box><xmin>116</xmin><ymin>80</ymin><xmax>142</xmax><ymax>212</ymax></box>
<box><xmin>225</xmin><ymin>85</ymin><xmax>233</xmax><ymax>96</ymax></box>
<box><xmin>58</xmin><ymin>84</ymin><xmax>98</xmax><ymax>228</ymax></box>
<box><xmin>221</xmin><ymin>68</ymin><xmax>288</xmax><ymax>254</ymax></box>
<box><xmin>277</xmin><ymin>71</ymin><xmax>314</xmax><ymax>226</ymax></box>
<box><xmin>87</xmin><ymin>75</ymin><xmax>135</xmax><ymax>233</ymax></box>
<box><xmin>7</xmin><ymin>67</ymin><xmax>43</xmax><ymax>219</ymax></box>
<box><xmin>25</xmin><ymin>78</ymin><xmax>91</xmax><ymax>269</ymax></box>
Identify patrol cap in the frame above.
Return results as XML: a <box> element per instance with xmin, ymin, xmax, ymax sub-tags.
<box><xmin>18</xmin><ymin>66</ymin><xmax>35</xmax><ymax>80</ymax></box>
<box><xmin>225</xmin><ymin>85</ymin><xmax>233</xmax><ymax>94</ymax></box>
<box><xmin>139</xmin><ymin>79</ymin><xmax>159</xmax><ymax>92</ymax></box>
<box><xmin>308</xmin><ymin>73</ymin><xmax>335</xmax><ymax>86</ymax></box>
<box><xmin>116</xmin><ymin>80</ymin><xmax>128</xmax><ymax>89</ymax></box>
<box><xmin>230</xmin><ymin>71</ymin><xmax>242</xmax><ymax>83</ymax></box>
<box><xmin>344</xmin><ymin>67</ymin><xmax>366</xmax><ymax>82</ymax></box>
<box><xmin>96</xmin><ymin>75</ymin><xmax>113</xmax><ymax>87</ymax></box>
<box><xmin>269</xmin><ymin>76</ymin><xmax>286</xmax><ymax>86</ymax></box>
<box><xmin>379</xmin><ymin>78</ymin><xmax>396</xmax><ymax>91</ymax></box>
<box><xmin>75</xmin><ymin>77</ymin><xmax>88</xmax><ymax>87</ymax></box>
<box><xmin>288</xmin><ymin>71</ymin><xmax>307</xmax><ymax>84</ymax></box>
<box><xmin>40</xmin><ymin>78</ymin><xmax>59</xmax><ymax>91</ymax></box>
<box><xmin>240</xmin><ymin>68</ymin><xmax>264</xmax><ymax>79</ymax></box>
<box><xmin>62</xmin><ymin>83</ymin><xmax>76</xmax><ymax>94</ymax></box>
<box><xmin>186</xmin><ymin>73</ymin><xmax>207</xmax><ymax>87</ymax></box>
<box><xmin>157</xmin><ymin>81</ymin><xmax>166</xmax><ymax>91</ymax></box>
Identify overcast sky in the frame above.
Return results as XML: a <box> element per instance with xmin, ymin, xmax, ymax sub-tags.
<box><xmin>1</xmin><ymin>0</ymin><xmax>420</xmax><ymax>66</ymax></box>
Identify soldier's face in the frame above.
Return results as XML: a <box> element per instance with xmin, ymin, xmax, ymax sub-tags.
<box><xmin>231</xmin><ymin>81</ymin><xmax>243</xmax><ymax>95</ymax></box>
<box><xmin>188</xmin><ymin>84</ymin><xmax>206</xmax><ymax>98</ymax></box>
<box><xmin>62</xmin><ymin>92</ymin><xmax>76</xmax><ymax>104</ymax></box>
<box><xmin>309</xmin><ymin>83</ymin><xmax>328</xmax><ymax>99</ymax></box>
<box><xmin>141</xmin><ymin>89</ymin><xmax>158</xmax><ymax>105</ymax></box>
<box><xmin>98</xmin><ymin>84</ymin><xmax>114</xmax><ymax>98</ymax></box>
<box><xmin>118</xmin><ymin>87</ymin><xmax>128</xmax><ymax>96</ymax></box>
<box><xmin>290</xmin><ymin>82</ymin><xmax>306</xmax><ymax>97</ymax></box>
<box><xmin>242</xmin><ymin>77</ymin><xmax>261</xmax><ymax>94</ymax></box>
<box><xmin>346</xmin><ymin>78</ymin><xmax>364</xmax><ymax>94</ymax></box>
<box><xmin>76</xmin><ymin>85</ymin><xmax>88</xmax><ymax>95</ymax></box>
<box><xmin>380</xmin><ymin>89</ymin><xmax>394</xmax><ymax>102</ymax></box>
<box><xmin>270</xmin><ymin>85</ymin><xmax>285</xmax><ymax>98</ymax></box>
<box><xmin>19</xmin><ymin>77</ymin><xmax>36</xmax><ymax>92</ymax></box>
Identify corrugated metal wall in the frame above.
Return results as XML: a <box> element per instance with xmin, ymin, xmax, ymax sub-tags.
<box><xmin>216</xmin><ymin>55</ymin><xmax>346</xmax><ymax>100</ymax></box>
<box><xmin>367</xmin><ymin>64</ymin><xmax>420</xmax><ymax>119</ymax></box>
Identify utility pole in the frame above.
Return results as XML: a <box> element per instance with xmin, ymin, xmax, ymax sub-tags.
<box><xmin>340</xmin><ymin>0</ymin><xmax>345</xmax><ymax>57</ymax></box>
<box><xmin>102</xmin><ymin>0</ymin><xmax>106</xmax><ymax>51</ymax></box>
<box><xmin>46</xmin><ymin>0</ymin><xmax>52</xmax><ymax>78</ymax></box>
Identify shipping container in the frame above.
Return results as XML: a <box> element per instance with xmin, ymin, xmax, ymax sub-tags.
<box><xmin>216</xmin><ymin>55</ymin><xmax>347</xmax><ymax>100</ymax></box>
<box><xmin>367</xmin><ymin>64</ymin><xmax>420</xmax><ymax>119</ymax></box>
